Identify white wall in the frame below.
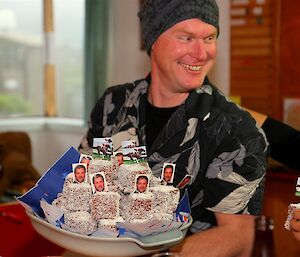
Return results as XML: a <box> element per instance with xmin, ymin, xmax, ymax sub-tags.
<box><xmin>210</xmin><ymin>0</ymin><xmax>230</xmax><ymax>94</ymax></box>
<box><xmin>107</xmin><ymin>0</ymin><xmax>150</xmax><ymax>87</ymax></box>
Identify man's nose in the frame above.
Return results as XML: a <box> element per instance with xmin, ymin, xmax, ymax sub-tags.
<box><xmin>191</xmin><ymin>40</ymin><xmax>207</xmax><ymax>59</ymax></box>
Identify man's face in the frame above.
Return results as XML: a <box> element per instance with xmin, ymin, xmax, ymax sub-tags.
<box><xmin>81</xmin><ymin>158</ymin><xmax>91</xmax><ymax>168</ymax></box>
<box><xmin>137</xmin><ymin>177</ymin><xmax>148</xmax><ymax>193</ymax></box>
<box><xmin>163</xmin><ymin>167</ymin><xmax>173</xmax><ymax>182</ymax></box>
<box><xmin>94</xmin><ymin>176</ymin><xmax>104</xmax><ymax>192</ymax></box>
<box><xmin>150</xmin><ymin>18</ymin><xmax>217</xmax><ymax>95</ymax></box>
<box><xmin>117</xmin><ymin>154</ymin><xmax>124</xmax><ymax>166</ymax></box>
<box><xmin>74</xmin><ymin>167</ymin><xmax>86</xmax><ymax>183</ymax></box>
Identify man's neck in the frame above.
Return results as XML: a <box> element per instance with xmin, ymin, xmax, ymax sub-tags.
<box><xmin>147</xmin><ymin>81</ymin><xmax>188</xmax><ymax>108</ymax></box>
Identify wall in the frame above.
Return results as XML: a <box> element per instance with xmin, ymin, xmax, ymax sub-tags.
<box><xmin>108</xmin><ymin>0</ymin><xmax>150</xmax><ymax>87</ymax></box>
<box><xmin>211</xmin><ymin>0</ymin><xmax>230</xmax><ymax>94</ymax></box>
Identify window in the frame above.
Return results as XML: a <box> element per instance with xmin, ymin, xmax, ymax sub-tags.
<box><xmin>54</xmin><ymin>0</ymin><xmax>84</xmax><ymax>118</ymax></box>
<box><xmin>0</xmin><ymin>0</ymin><xmax>43</xmax><ymax>117</ymax></box>
<box><xmin>0</xmin><ymin>0</ymin><xmax>85</xmax><ymax>119</ymax></box>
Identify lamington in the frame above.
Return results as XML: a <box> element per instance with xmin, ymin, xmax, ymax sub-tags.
<box><xmin>149</xmin><ymin>185</ymin><xmax>180</xmax><ymax>216</ymax></box>
<box><xmin>51</xmin><ymin>192</ymin><xmax>68</xmax><ymax>212</ymax></box>
<box><xmin>63</xmin><ymin>210</ymin><xmax>97</xmax><ymax>235</ymax></box>
<box><xmin>98</xmin><ymin>217</ymin><xmax>124</xmax><ymax>231</ymax></box>
<box><xmin>62</xmin><ymin>183</ymin><xmax>92</xmax><ymax>212</ymax></box>
<box><xmin>120</xmin><ymin>192</ymin><xmax>153</xmax><ymax>222</ymax></box>
<box><xmin>88</xmin><ymin>159</ymin><xmax>118</xmax><ymax>187</ymax></box>
<box><xmin>63</xmin><ymin>172</ymin><xmax>75</xmax><ymax>186</ymax></box>
<box><xmin>91</xmin><ymin>192</ymin><xmax>120</xmax><ymax>221</ymax></box>
<box><xmin>118</xmin><ymin>163</ymin><xmax>152</xmax><ymax>193</ymax></box>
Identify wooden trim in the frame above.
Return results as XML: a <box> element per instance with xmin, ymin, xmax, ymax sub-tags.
<box><xmin>231</xmin><ymin>48</ymin><xmax>272</xmax><ymax>57</ymax></box>
<box><xmin>44</xmin><ymin>0</ymin><xmax>54</xmax><ymax>32</ymax></box>
<box><xmin>231</xmin><ymin>26</ymin><xmax>272</xmax><ymax>37</ymax></box>
<box><xmin>44</xmin><ymin>64</ymin><xmax>56</xmax><ymax>116</ymax></box>
<box><xmin>43</xmin><ymin>0</ymin><xmax>56</xmax><ymax>117</ymax></box>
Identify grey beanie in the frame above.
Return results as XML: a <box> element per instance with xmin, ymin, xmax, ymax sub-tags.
<box><xmin>138</xmin><ymin>0</ymin><xmax>219</xmax><ymax>54</ymax></box>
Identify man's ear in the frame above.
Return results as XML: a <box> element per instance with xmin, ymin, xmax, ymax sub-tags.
<box><xmin>151</xmin><ymin>41</ymin><xmax>156</xmax><ymax>51</ymax></box>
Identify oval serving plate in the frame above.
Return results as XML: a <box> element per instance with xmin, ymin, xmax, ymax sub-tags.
<box><xmin>26</xmin><ymin>210</ymin><xmax>192</xmax><ymax>257</ymax></box>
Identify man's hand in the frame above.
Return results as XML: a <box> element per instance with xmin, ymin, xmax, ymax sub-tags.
<box><xmin>171</xmin><ymin>213</ymin><xmax>256</xmax><ymax>257</ymax></box>
<box><xmin>291</xmin><ymin>209</ymin><xmax>300</xmax><ymax>241</ymax></box>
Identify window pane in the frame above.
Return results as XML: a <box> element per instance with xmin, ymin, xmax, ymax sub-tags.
<box><xmin>0</xmin><ymin>0</ymin><xmax>43</xmax><ymax>117</ymax></box>
<box><xmin>54</xmin><ymin>0</ymin><xmax>85</xmax><ymax>118</ymax></box>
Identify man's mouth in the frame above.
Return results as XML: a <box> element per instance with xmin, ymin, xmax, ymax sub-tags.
<box><xmin>180</xmin><ymin>63</ymin><xmax>202</xmax><ymax>71</ymax></box>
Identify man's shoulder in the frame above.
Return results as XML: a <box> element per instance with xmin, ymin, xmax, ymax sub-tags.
<box><xmin>105</xmin><ymin>78</ymin><xmax>147</xmax><ymax>95</ymax></box>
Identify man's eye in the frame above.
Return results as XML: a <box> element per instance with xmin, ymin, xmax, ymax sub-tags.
<box><xmin>179</xmin><ymin>36</ymin><xmax>192</xmax><ymax>41</ymax></box>
<box><xmin>204</xmin><ymin>35</ymin><xmax>217</xmax><ymax>43</ymax></box>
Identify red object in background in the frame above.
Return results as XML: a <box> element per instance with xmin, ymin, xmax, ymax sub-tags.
<box><xmin>0</xmin><ymin>202</ymin><xmax>64</xmax><ymax>257</ymax></box>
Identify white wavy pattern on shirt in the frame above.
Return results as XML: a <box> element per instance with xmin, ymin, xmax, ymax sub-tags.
<box><xmin>125</xmin><ymin>80</ymin><xmax>148</xmax><ymax>108</ymax></box>
<box><xmin>186</xmin><ymin>141</ymin><xmax>201</xmax><ymax>180</ymax></box>
<box><xmin>207</xmin><ymin>176</ymin><xmax>263</xmax><ymax>214</ymax></box>
<box><xmin>103</xmin><ymin>81</ymin><xmax>147</xmax><ymax>137</ymax></box>
<box><xmin>102</xmin><ymin>92</ymin><xmax>115</xmax><ymax>136</ymax></box>
<box><xmin>195</xmin><ymin>84</ymin><xmax>213</xmax><ymax>95</ymax></box>
<box><xmin>180</xmin><ymin>118</ymin><xmax>198</xmax><ymax>146</ymax></box>
<box><xmin>204</xmin><ymin>144</ymin><xmax>264</xmax><ymax>213</ymax></box>
<box><xmin>206</xmin><ymin>146</ymin><xmax>245</xmax><ymax>179</ymax></box>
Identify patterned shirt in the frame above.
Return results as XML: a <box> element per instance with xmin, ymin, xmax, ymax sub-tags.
<box><xmin>79</xmin><ymin>76</ymin><xmax>268</xmax><ymax>233</ymax></box>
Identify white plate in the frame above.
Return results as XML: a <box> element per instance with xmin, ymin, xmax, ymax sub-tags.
<box><xmin>26</xmin><ymin>211</ymin><xmax>192</xmax><ymax>257</ymax></box>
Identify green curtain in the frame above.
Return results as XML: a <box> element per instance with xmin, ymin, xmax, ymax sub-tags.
<box><xmin>84</xmin><ymin>0</ymin><xmax>110</xmax><ymax>123</ymax></box>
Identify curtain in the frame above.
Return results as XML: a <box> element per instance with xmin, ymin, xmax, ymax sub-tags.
<box><xmin>84</xmin><ymin>0</ymin><xmax>111</xmax><ymax>122</ymax></box>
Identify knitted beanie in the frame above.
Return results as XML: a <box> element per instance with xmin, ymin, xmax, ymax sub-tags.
<box><xmin>138</xmin><ymin>0</ymin><xmax>219</xmax><ymax>54</ymax></box>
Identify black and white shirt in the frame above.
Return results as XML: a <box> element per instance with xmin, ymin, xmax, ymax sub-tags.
<box><xmin>79</xmin><ymin>76</ymin><xmax>268</xmax><ymax>233</ymax></box>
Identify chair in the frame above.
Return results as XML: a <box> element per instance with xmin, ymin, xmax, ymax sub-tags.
<box><xmin>0</xmin><ymin>131</ymin><xmax>40</xmax><ymax>201</ymax></box>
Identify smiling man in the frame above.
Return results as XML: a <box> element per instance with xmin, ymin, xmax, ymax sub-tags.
<box><xmin>79</xmin><ymin>1</ymin><xmax>268</xmax><ymax>256</ymax></box>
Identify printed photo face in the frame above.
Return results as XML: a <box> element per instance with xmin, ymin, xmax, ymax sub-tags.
<box><xmin>90</xmin><ymin>172</ymin><xmax>107</xmax><ymax>193</ymax></box>
<box><xmin>135</xmin><ymin>175</ymin><xmax>149</xmax><ymax>193</ymax></box>
<box><xmin>79</xmin><ymin>154</ymin><xmax>93</xmax><ymax>168</ymax></box>
<box><xmin>72</xmin><ymin>163</ymin><xmax>87</xmax><ymax>183</ymax></box>
<box><xmin>114</xmin><ymin>151</ymin><xmax>124</xmax><ymax>166</ymax></box>
<box><xmin>161</xmin><ymin>163</ymin><xmax>175</xmax><ymax>184</ymax></box>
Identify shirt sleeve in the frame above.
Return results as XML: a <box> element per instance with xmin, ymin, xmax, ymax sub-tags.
<box><xmin>262</xmin><ymin>117</ymin><xmax>300</xmax><ymax>170</ymax></box>
<box><xmin>204</xmin><ymin>111</ymin><xmax>268</xmax><ymax>215</ymax></box>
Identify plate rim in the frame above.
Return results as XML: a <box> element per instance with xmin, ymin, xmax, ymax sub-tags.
<box><xmin>26</xmin><ymin>210</ymin><xmax>192</xmax><ymax>248</ymax></box>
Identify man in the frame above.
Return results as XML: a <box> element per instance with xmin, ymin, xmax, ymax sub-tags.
<box><xmin>248</xmin><ymin>109</ymin><xmax>300</xmax><ymax>243</ymax></box>
<box><xmin>247</xmin><ymin>108</ymin><xmax>300</xmax><ymax>171</ymax></box>
<box><xmin>162</xmin><ymin>164</ymin><xmax>174</xmax><ymax>183</ymax></box>
<box><xmin>136</xmin><ymin>175</ymin><xmax>149</xmax><ymax>193</ymax></box>
<box><xmin>73</xmin><ymin>164</ymin><xmax>86</xmax><ymax>183</ymax></box>
<box><xmin>79</xmin><ymin>0</ymin><xmax>268</xmax><ymax>256</ymax></box>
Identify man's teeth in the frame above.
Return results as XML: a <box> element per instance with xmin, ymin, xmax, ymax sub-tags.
<box><xmin>181</xmin><ymin>63</ymin><xmax>202</xmax><ymax>71</ymax></box>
